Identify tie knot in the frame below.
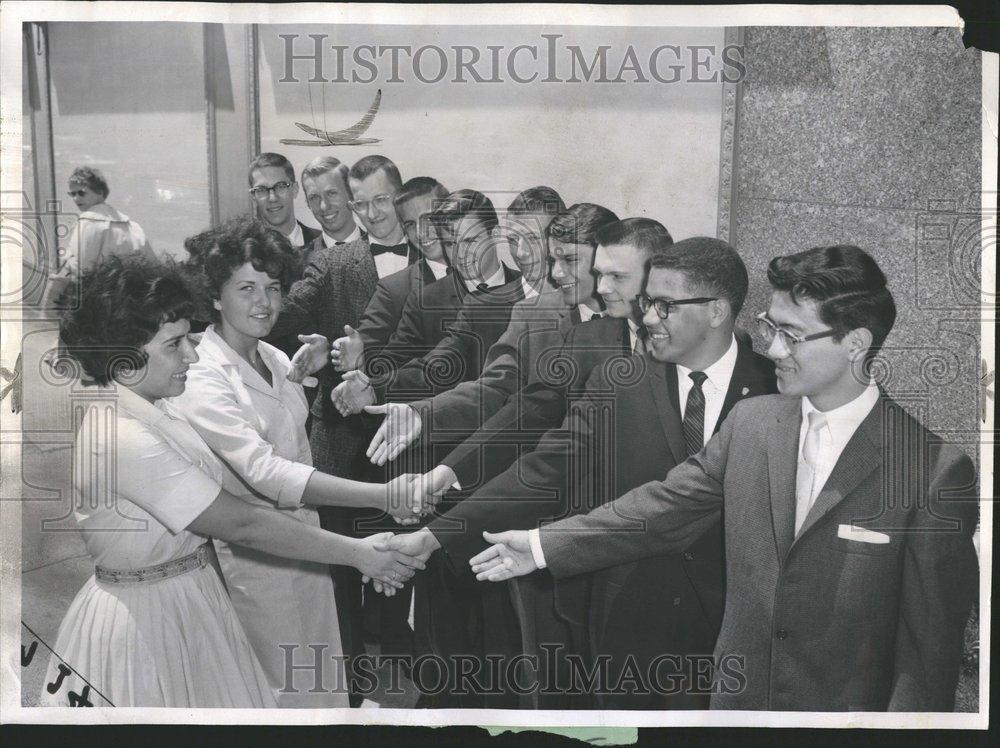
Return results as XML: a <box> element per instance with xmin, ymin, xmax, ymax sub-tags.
<box><xmin>807</xmin><ymin>410</ymin><xmax>828</xmax><ymax>431</ymax></box>
<box><xmin>689</xmin><ymin>371</ymin><xmax>708</xmax><ymax>388</ymax></box>
<box><xmin>476</xmin><ymin>283</ymin><xmax>490</xmax><ymax>293</ymax></box>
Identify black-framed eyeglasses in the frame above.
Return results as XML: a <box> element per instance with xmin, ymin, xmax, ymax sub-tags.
<box><xmin>636</xmin><ymin>294</ymin><xmax>717</xmax><ymax>319</ymax></box>
<box><xmin>755</xmin><ymin>312</ymin><xmax>839</xmax><ymax>352</ymax></box>
<box><xmin>67</xmin><ymin>190</ymin><xmax>87</xmax><ymax>198</ymax></box>
<box><xmin>249</xmin><ymin>181</ymin><xmax>293</xmax><ymax>200</ymax></box>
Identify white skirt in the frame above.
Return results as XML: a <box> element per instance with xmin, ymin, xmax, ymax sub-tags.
<box><xmin>40</xmin><ymin>564</ymin><xmax>276</xmax><ymax>708</ymax></box>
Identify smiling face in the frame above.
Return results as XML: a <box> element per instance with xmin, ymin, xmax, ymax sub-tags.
<box><xmin>250</xmin><ymin>166</ymin><xmax>299</xmax><ymax>233</ymax></box>
<box><xmin>592</xmin><ymin>242</ymin><xmax>647</xmax><ymax>319</ymax></box>
<box><xmin>68</xmin><ymin>180</ymin><xmax>105</xmax><ymax>212</ymax></box>
<box><xmin>396</xmin><ymin>193</ymin><xmax>444</xmax><ymax>262</ymax></box>
<box><xmin>504</xmin><ymin>213</ymin><xmax>555</xmax><ymax>287</ymax></box>
<box><xmin>349</xmin><ymin>169</ymin><xmax>402</xmax><ymax>242</ymax></box>
<box><xmin>438</xmin><ymin>214</ymin><xmax>499</xmax><ymax>283</ymax></box>
<box><xmin>549</xmin><ymin>238</ymin><xmax>597</xmax><ymax>308</ymax></box>
<box><xmin>303</xmin><ymin>170</ymin><xmax>354</xmax><ymax>239</ymax></box>
<box><xmin>642</xmin><ymin>268</ymin><xmax>720</xmax><ymax>366</ymax></box>
<box><xmin>764</xmin><ymin>290</ymin><xmax>864</xmax><ymax>409</ymax></box>
<box><xmin>127</xmin><ymin>318</ymin><xmax>199</xmax><ymax>402</ymax></box>
<box><xmin>214</xmin><ymin>262</ymin><xmax>283</xmax><ymax>350</ymax></box>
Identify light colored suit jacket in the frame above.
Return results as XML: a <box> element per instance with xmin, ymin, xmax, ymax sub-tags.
<box><xmin>540</xmin><ymin>392</ymin><xmax>978</xmax><ymax>711</ymax></box>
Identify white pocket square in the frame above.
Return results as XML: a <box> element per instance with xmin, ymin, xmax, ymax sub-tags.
<box><xmin>838</xmin><ymin>524</ymin><xmax>890</xmax><ymax>544</ymax></box>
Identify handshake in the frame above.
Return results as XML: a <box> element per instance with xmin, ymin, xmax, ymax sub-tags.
<box><xmin>382</xmin><ymin>466</ymin><xmax>458</xmax><ymax>526</ymax></box>
<box><xmin>358</xmin><ymin>528</ymin><xmax>442</xmax><ymax>597</ymax></box>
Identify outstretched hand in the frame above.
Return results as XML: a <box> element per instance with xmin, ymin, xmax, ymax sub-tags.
<box><xmin>287</xmin><ymin>334</ymin><xmax>330</xmax><ymax>383</ymax></box>
<box><xmin>331</xmin><ymin>370</ymin><xmax>375</xmax><ymax>416</ymax></box>
<box><xmin>365</xmin><ymin>402</ymin><xmax>423</xmax><ymax>465</ymax></box>
<box><xmin>469</xmin><ymin>530</ymin><xmax>538</xmax><ymax>582</ymax></box>
<box><xmin>330</xmin><ymin>324</ymin><xmax>364</xmax><ymax>372</ymax></box>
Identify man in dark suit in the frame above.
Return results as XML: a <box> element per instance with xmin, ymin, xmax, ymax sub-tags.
<box><xmin>379</xmin><ymin>218</ymin><xmax>674</xmax><ymax>707</ymax></box>
<box><xmin>248</xmin><ymin>152</ymin><xmax>321</xmax><ymax>260</ymax></box>
<box><xmin>331</xmin><ymin>189</ymin><xmax>524</xmax><ymax>414</ymax></box>
<box><xmin>473</xmin><ymin>245</ymin><xmax>979</xmax><ymax>713</ymax></box>
<box><xmin>348</xmin><ymin>155</ymin><xmax>418</xmax><ymax>274</ymax></box>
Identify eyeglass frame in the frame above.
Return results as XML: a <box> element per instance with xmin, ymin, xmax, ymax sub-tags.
<box><xmin>755</xmin><ymin>312</ymin><xmax>840</xmax><ymax>352</ymax></box>
<box><xmin>636</xmin><ymin>293</ymin><xmax>718</xmax><ymax>319</ymax></box>
<box><xmin>67</xmin><ymin>189</ymin><xmax>89</xmax><ymax>198</ymax></box>
<box><xmin>348</xmin><ymin>193</ymin><xmax>394</xmax><ymax>214</ymax></box>
<box><xmin>248</xmin><ymin>181</ymin><xmax>294</xmax><ymax>200</ymax></box>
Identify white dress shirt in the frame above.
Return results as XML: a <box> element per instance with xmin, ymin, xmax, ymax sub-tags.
<box><xmin>677</xmin><ymin>335</ymin><xmax>739</xmax><ymax>448</ymax></box>
<box><xmin>322</xmin><ymin>225</ymin><xmax>362</xmax><ymax>248</ymax></box>
<box><xmin>578</xmin><ymin>304</ymin><xmax>602</xmax><ymax>322</ymax></box>
<box><xmin>286</xmin><ymin>222</ymin><xmax>305</xmax><ymax>248</ymax></box>
<box><xmin>794</xmin><ymin>381</ymin><xmax>881</xmax><ymax>533</ymax></box>
<box><xmin>425</xmin><ymin>258</ymin><xmax>449</xmax><ymax>280</ymax></box>
<box><xmin>530</xmin><ymin>333</ymin><xmax>740</xmax><ymax>568</ymax></box>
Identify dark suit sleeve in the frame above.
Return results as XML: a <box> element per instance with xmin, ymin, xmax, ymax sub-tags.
<box><xmin>357</xmin><ymin>277</ymin><xmax>402</xmax><ymax>351</ymax></box>
<box><xmin>270</xmin><ymin>253</ymin><xmax>330</xmax><ymax>338</ymax></box>
<box><xmin>539</xmin><ymin>399</ymin><xmax>736</xmax><ymax>579</ymax></box>
<box><xmin>428</xmin><ymin>363</ymin><xmax>616</xmax><ymax>565</ymax></box>
<box><xmin>887</xmin><ymin>445</ymin><xmax>978</xmax><ymax>711</ymax></box>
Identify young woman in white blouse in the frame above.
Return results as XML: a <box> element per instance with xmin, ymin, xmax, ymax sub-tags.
<box><xmin>42</xmin><ymin>256</ymin><xmax>421</xmax><ymax>708</ymax></box>
<box><xmin>168</xmin><ymin>216</ymin><xmax>429</xmax><ymax>707</ymax></box>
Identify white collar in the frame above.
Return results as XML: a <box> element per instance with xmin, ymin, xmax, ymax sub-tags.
<box><xmin>424</xmin><ymin>258</ymin><xmax>449</xmax><ymax>280</ymax></box>
<box><xmin>322</xmin><ymin>225</ymin><xmax>362</xmax><ymax>248</ymax></box>
<box><xmin>802</xmin><ymin>381</ymin><xmax>881</xmax><ymax>436</ymax></box>
<box><xmin>677</xmin><ymin>335</ymin><xmax>739</xmax><ymax>392</ymax></box>
<box><xmin>463</xmin><ymin>265</ymin><xmax>506</xmax><ymax>293</ymax></box>
<box><xmin>285</xmin><ymin>223</ymin><xmax>305</xmax><ymax>247</ymax></box>
<box><xmin>578</xmin><ymin>304</ymin><xmax>602</xmax><ymax>322</ymax></box>
<box><xmin>520</xmin><ymin>276</ymin><xmax>540</xmax><ymax>300</ymax></box>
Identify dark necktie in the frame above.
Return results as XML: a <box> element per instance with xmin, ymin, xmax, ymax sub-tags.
<box><xmin>682</xmin><ymin>371</ymin><xmax>708</xmax><ymax>457</ymax></box>
<box><xmin>370</xmin><ymin>242</ymin><xmax>410</xmax><ymax>258</ymax></box>
<box><xmin>475</xmin><ymin>282</ymin><xmax>491</xmax><ymax>294</ymax></box>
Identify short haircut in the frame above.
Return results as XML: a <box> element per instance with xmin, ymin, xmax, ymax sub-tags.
<box><xmin>393</xmin><ymin>176</ymin><xmax>449</xmax><ymax>209</ymax></box>
<box><xmin>248</xmin><ymin>152</ymin><xmax>295</xmax><ymax>185</ymax></box>
<box><xmin>58</xmin><ymin>255</ymin><xmax>196</xmax><ymax>386</ymax></box>
<box><xmin>349</xmin><ymin>155</ymin><xmax>402</xmax><ymax>190</ymax></box>
<box><xmin>767</xmin><ymin>244</ymin><xmax>896</xmax><ymax>359</ymax></box>
<box><xmin>649</xmin><ymin>237</ymin><xmax>749</xmax><ymax>316</ymax></box>
<box><xmin>547</xmin><ymin>203</ymin><xmax>619</xmax><ymax>247</ymax></box>
<box><xmin>429</xmin><ymin>189</ymin><xmax>499</xmax><ymax>233</ymax></box>
<box><xmin>507</xmin><ymin>186</ymin><xmax>566</xmax><ymax>217</ymax></box>
<box><xmin>595</xmin><ymin>217</ymin><xmax>673</xmax><ymax>257</ymax></box>
<box><xmin>184</xmin><ymin>215</ymin><xmax>300</xmax><ymax>323</ymax></box>
<box><xmin>69</xmin><ymin>166</ymin><xmax>109</xmax><ymax>198</ymax></box>
<box><xmin>301</xmin><ymin>155</ymin><xmax>351</xmax><ymax>197</ymax></box>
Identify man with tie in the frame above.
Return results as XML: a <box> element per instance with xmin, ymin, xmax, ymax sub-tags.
<box><xmin>472</xmin><ymin>245</ymin><xmax>979</xmax><ymax>712</ymax></box>
<box><xmin>248</xmin><ymin>152</ymin><xmax>321</xmax><ymax>260</ymax></box>
<box><xmin>348</xmin><ymin>155</ymin><xmax>416</xmax><ymax>276</ymax></box>
<box><xmin>376</xmin><ymin>217</ymin><xmax>674</xmax><ymax>707</ymax></box>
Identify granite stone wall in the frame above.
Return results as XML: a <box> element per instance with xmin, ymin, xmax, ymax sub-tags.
<box><xmin>732</xmin><ymin>26</ymin><xmax>985</xmax><ymax>454</ymax></box>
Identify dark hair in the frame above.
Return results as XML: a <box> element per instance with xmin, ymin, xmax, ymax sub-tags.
<box><xmin>349</xmin><ymin>155</ymin><xmax>402</xmax><ymax>190</ymax></box>
<box><xmin>429</xmin><ymin>189</ymin><xmax>499</xmax><ymax>233</ymax></box>
<box><xmin>58</xmin><ymin>255</ymin><xmax>196</xmax><ymax>386</ymax></box>
<box><xmin>301</xmin><ymin>156</ymin><xmax>351</xmax><ymax>197</ymax></box>
<box><xmin>595</xmin><ymin>217</ymin><xmax>673</xmax><ymax>257</ymax></box>
<box><xmin>184</xmin><ymin>215</ymin><xmax>300</xmax><ymax>323</ymax></box>
<box><xmin>507</xmin><ymin>186</ymin><xmax>566</xmax><ymax>217</ymax></box>
<box><xmin>248</xmin><ymin>152</ymin><xmax>295</xmax><ymax>185</ymax></box>
<box><xmin>766</xmin><ymin>244</ymin><xmax>896</xmax><ymax>360</ymax></box>
<box><xmin>547</xmin><ymin>203</ymin><xmax>619</xmax><ymax>248</ymax></box>
<box><xmin>649</xmin><ymin>237</ymin><xmax>749</xmax><ymax>317</ymax></box>
<box><xmin>69</xmin><ymin>166</ymin><xmax>109</xmax><ymax>198</ymax></box>
<box><xmin>393</xmin><ymin>176</ymin><xmax>449</xmax><ymax>208</ymax></box>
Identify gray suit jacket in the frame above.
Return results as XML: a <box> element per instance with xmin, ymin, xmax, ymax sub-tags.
<box><xmin>540</xmin><ymin>393</ymin><xmax>978</xmax><ymax>711</ymax></box>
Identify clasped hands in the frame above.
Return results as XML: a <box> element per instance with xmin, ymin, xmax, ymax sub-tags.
<box><xmin>383</xmin><ymin>466</ymin><xmax>455</xmax><ymax>526</ymax></box>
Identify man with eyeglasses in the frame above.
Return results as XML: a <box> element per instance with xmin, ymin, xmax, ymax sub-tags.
<box><xmin>248</xmin><ymin>153</ymin><xmax>321</xmax><ymax>259</ymax></box>
<box><xmin>347</xmin><ymin>155</ymin><xmax>416</xmax><ymax>277</ymax></box>
<box><xmin>472</xmin><ymin>244</ymin><xmax>978</xmax><ymax>713</ymax></box>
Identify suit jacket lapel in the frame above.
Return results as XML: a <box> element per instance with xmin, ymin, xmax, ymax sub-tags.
<box><xmin>717</xmin><ymin>342</ymin><xmax>760</xmax><ymax>433</ymax></box>
<box><xmin>793</xmin><ymin>398</ymin><xmax>884</xmax><ymax>542</ymax></box>
<box><xmin>768</xmin><ymin>398</ymin><xmax>801</xmax><ymax>562</ymax></box>
<box><xmin>650</xmin><ymin>362</ymin><xmax>686</xmax><ymax>466</ymax></box>
<box><xmin>417</xmin><ymin>259</ymin><xmax>436</xmax><ymax>286</ymax></box>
